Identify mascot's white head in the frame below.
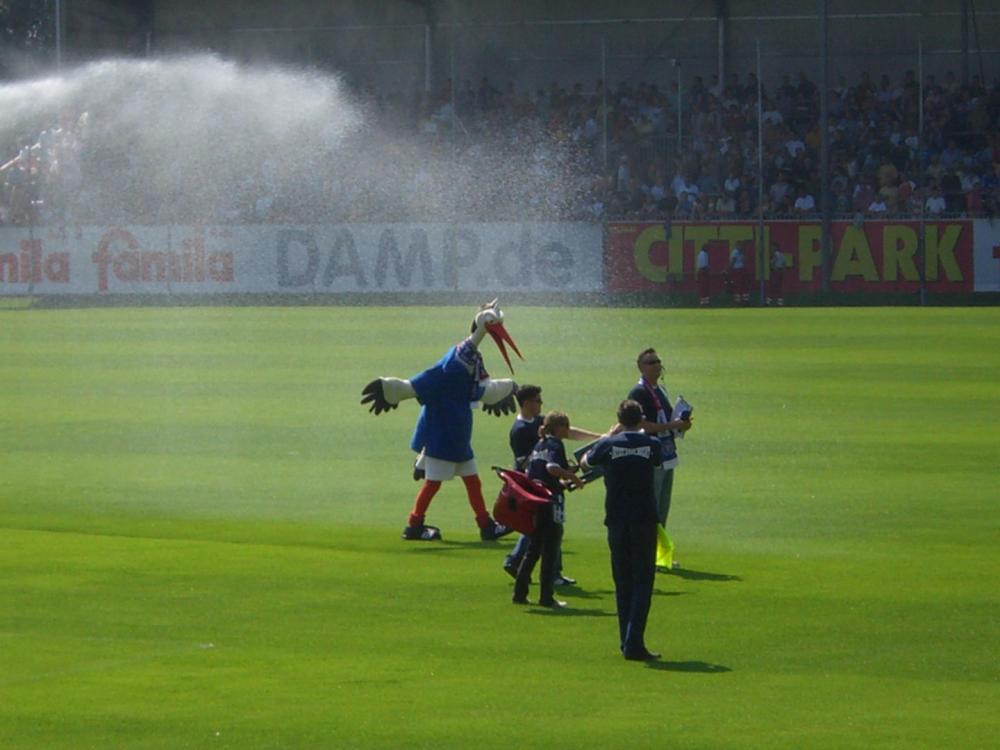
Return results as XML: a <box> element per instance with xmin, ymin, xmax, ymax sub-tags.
<box><xmin>470</xmin><ymin>299</ymin><xmax>523</xmax><ymax>373</ymax></box>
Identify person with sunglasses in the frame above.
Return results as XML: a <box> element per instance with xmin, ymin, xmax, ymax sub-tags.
<box><xmin>626</xmin><ymin>348</ymin><xmax>693</xmax><ymax>567</ymax></box>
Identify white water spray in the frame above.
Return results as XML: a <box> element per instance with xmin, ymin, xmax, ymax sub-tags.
<box><xmin>1</xmin><ymin>54</ymin><xmax>591</xmax><ymax>224</ymax></box>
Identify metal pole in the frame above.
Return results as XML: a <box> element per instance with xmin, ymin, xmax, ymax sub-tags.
<box><xmin>449</xmin><ymin>39</ymin><xmax>456</xmax><ymax>161</ymax></box>
<box><xmin>970</xmin><ymin>0</ymin><xmax>986</xmax><ymax>86</ymax></box>
<box><xmin>424</xmin><ymin>24</ymin><xmax>433</xmax><ymax>94</ymax></box>
<box><xmin>55</xmin><ymin>0</ymin><xmax>63</xmax><ymax>72</ymax></box>
<box><xmin>757</xmin><ymin>39</ymin><xmax>766</xmax><ymax>305</ymax></box>
<box><xmin>717</xmin><ymin>0</ymin><xmax>727</xmax><ymax>94</ymax></box>
<box><xmin>918</xmin><ymin>37</ymin><xmax>927</xmax><ymax>306</ymax></box>
<box><xmin>602</xmin><ymin>37</ymin><xmax>608</xmax><ymax>171</ymax></box>
<box><xmin>819</xmin><ymin>0</ymin><xmax>831</xmax><ymax>296</ymax></box>
<box><xmin>961</xmin><ymin>0</ymin><xmax>970</xmax><ymax>85</ymax></box>
<box><xmin>676</xmin><ymin>62</ymin><xmax>683</xmax><ymax>152</ymax></box>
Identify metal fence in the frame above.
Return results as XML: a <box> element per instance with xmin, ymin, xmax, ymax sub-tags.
<box><xmin>3</xmin><ymin>4</ymin><xmax>999</xmax><ymax>229</ymax></box>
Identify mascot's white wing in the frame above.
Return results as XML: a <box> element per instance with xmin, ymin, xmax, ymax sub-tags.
<box><xmin>480</xmin><ymin>378</ymin><xmax>517</xmax><ymax>406</ymax></box>
<box><xmin>360</xmin><ymin>377</ymin><xmax>415</xmax><ymax>415</ymax></box>
<box><xmin>480</xmin><ymin>378</ymin><xmax>518</xmax><ymax>417</ymax></box>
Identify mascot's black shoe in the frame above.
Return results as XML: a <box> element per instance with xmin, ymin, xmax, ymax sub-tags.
<box><xmin>401</xmin><ymin>524</ymin><xmax>441</xmax><ymax>541</ymax></box>
<box><xmin>480</xmin><ymin>520</ymin><xmax>514</xmax><ymax>541</ymax></box>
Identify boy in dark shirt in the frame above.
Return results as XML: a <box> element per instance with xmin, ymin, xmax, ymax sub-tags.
<box><xmin>512</xmin><ymin>412</ymin><xmax>584</xmax><ymax>608</ymax></box>
<box><xmin>504</xmin><ymin>386</ymin><xmax>603</xmax><ymax>584</ymax></box>
<box><xmin>509</xmin><ymin>386</ymin><xmax>546</xmax><ymax>471</ymax></box>
<box><xmin>582</xmin><ymin>400</ymin><xmax>664</xmax><ymax>661</ymax></box>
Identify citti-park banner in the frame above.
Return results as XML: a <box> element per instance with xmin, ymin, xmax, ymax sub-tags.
<box><xmin>606</xmin><ymin>219</ymin><xmax>984</xmax><ymax>294</ymax></box>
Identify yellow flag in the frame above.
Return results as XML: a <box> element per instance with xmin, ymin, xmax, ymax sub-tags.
<box><xmin>656</xmin><ymin>524</ymin><xmax>675</xmax><ymax>569</ymax></box>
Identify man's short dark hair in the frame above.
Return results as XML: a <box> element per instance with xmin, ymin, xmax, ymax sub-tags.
<box><xmin>618</xmin><ymin>399</ymin><xmax>643</xmax><ymax>428</ymax></box>
<box><xmin>515</xmin><ymin>384</ymin><xmax>541</xmax><ymax>407</ymax></box>
<box><xmin>637</xmin><ymin>348</ymin><xmax>658</xmax><ymax>366</ymax></box>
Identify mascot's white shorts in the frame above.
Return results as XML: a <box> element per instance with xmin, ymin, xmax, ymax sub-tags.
<box><xmin>416</xmin><ymin>453</ymin><xmax>478</xmax><ymax>482</ymax></box>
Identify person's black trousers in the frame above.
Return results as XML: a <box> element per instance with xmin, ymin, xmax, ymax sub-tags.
<box><xmin>607</xmin><ymin>521</ymin><xmax>658</xmax><ymax>654</ymax></box>
<box><xmin>514</xmin><ymin>504</ymin><xmax>563</xmax><ymax>605</ymax></box>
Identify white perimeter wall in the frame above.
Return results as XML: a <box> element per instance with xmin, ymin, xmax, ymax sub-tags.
<box><xmin>0</xmin><ymin>223</ymin><xmax>604</xmax><ymax>295</ymax></box>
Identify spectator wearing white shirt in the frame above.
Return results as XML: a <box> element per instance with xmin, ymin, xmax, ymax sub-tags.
<box><xmin>767</xmin><ymin>241</ymin><xmax>787</xmax><ymax>306</ymax></box>
<box><xmin>793</xmin><ymin>190</ymin><xmax>817</xmax><ymax>213</ymax></box>
<box><xmin>616</xmin><ymin>155</ymin><xmax>631</xmax><ymax>193</ymax></box>
<box><xmin>727</xmin><ymin>243</ymin><xmax>750</xmax><ymax>304</ymax></box>
<box><xmin>959</xmin><ymin>170</ymin><xmax>980</xmax><ymax>194</ymax></box>
<box><xmin>723</xmin><ymin>170</ymin><xmax>742</xmax><ymax>196</ymax></box>
<box><xmin>714</xmin><ymin>194</ymin><xmax>736</xmax><ymax>217</ymax></box>
<box><xmin>867</xmin><ymin>198</ymin><xmax>888</xmax><ymax>214</ymax></box>
<box><xmin>761</xmin><ymin>104</ymin><xmax>783</xmax><ymax>127</ymax></box>
<box><xmin>697</xmin><ymin>244</ymin><xmax>711</xmax><ymax>306</ymax></box>
<box><xmin>671</xmin><ymin>170</ymin><xmax>697</xmax><ymax>200</ymax></box>
<box><xmin>674</xmin><ymin>178</ymin><xmax>699</xmax><ymax>213</ymax></box>
<box><xmin>925</xmin><ymin>187</ymin><xmax>946</xmax><ymax>215</ymax></box>
<box><xmin>785</xmin><ymin>135</ymin><xmax>806</xmax><ymax>158</ymax></box>
<box><xmin>769</xmin><ymin>173</ymin><xmax>792</xmax><ymax>206</ymax></box>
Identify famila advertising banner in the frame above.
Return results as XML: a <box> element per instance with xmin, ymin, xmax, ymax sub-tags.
<box><xmin>0</xmin><ymin>223</ymin><xmax>604</xmax><ymax>295</ymax></box>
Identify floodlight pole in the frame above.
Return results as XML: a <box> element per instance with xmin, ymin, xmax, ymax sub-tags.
<box><xmin>756</xmin><ymin>39</ymin><xmax>766</xmax><ymax>306</ymax></box>
<box><xmin>819</xmin><ymin>0</ymin><xmax>832</xmax><ymax>296</ymax></box>
<box><xmin>449</xmin><ymin>39</ymin><xmax>456</xmax><ymax>162</ymax></box>
<box><xmin>918</xmin><ymin>38</ymin><xmax>927</xmax><ymax>306</ymax></box>
<box><xmin>602</xmin><ymin>37</ymin><xmax>608</xmax><ymax>171</ymax></box>
<box><xmin>961</xmin><ymin>0</ymin><xmax>970</xmax><ymax>85</ymax></box>
<box><xmin>55</xmin><ymin>0</ymin><xmax>63</xmax><ymax>71</ymax></box>
<box><xmin>424</xmin><ymin>24</ymin><xmax>433</xmax><ymax>94</ymax></box>
<box><xmin>676</xmin><ymin>61</ymin><xmax>683</xmax><ymax>152</ymax></box>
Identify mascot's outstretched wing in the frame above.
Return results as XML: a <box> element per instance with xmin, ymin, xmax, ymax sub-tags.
<box><xmin>360</xmin><ymin>377</ymin><xmax>416</xmax><ymax>415</ymax></box>
<box><xmin>482</xmin><ymin>390</ymin><xmax>518</xmax><ymax>417</ymax></box>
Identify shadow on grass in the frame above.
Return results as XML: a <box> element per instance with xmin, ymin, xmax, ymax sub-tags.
<box><xmin>662</xmin><ymin>567</ymin><xmax>742</xmax><ymax>582</ymax></box>
<box><xmin>643</xmin><ymin>660</ymin><xmax>732</xmax><ymax>674</ymax></box>
<box><xmin>406</xmin><ymin>540</ymin><xmax>515</xmax><ymax>551</ymax></box>
<box><xmin>583</xmin><ymin>588</ymin><xmax>688</xmax><ymax>597</ymax></box>
<box><xmin>552</xmin><ymin>587</ymin><xmax>604</xmax><ymax>600</ymax></box>
<box><xmin>524</xmin><ymin>607</ymin><xmax>615</xmax><ymax>618</ymax></box>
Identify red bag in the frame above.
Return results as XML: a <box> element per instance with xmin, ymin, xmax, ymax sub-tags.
<box><xmin>492</xmin><ymin>469</ymin><xmax>552</xmax><ymax>535</ymax></box>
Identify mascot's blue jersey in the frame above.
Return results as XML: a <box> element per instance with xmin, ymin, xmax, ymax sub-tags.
<box><xmin>409</xmin><ymin>339</ymin><xmax>487</xmax><ymax>462</ymax></box>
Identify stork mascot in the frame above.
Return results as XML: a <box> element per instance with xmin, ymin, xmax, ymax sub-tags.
<box><xmin>361</xmin><ymin>300</ymin><xmax>523</xmax><ymax>541</ymax></box>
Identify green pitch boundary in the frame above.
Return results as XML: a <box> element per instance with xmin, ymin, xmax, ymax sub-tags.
<box><xmin>4</xmin><ymin>291</ymin><xmax>1000</xmax><ymax>310</ymax></box>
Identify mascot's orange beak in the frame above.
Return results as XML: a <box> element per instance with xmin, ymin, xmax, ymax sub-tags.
<box><xmin>485</xmin><ymin>321</ymin><xmax>523</xmax><ymax>374</ymax></box>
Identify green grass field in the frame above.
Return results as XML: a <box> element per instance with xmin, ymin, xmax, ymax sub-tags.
<box><xmin>1</xmin><ymin>305</ymin><xmax>998</xmax><ymax>749</ymax></box>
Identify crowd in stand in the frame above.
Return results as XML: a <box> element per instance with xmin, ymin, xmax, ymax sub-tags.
<box><xmin>2</xmin><ymin>66</ymin><xmax>999</xmax><ymax>225</ymax></box>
